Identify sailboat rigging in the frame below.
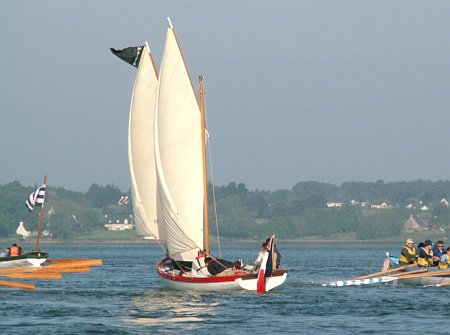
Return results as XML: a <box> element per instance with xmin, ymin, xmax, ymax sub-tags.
<box><xmin>112</xmin><ymin>18</ymin><xmax>287</xmax><ymax>292</ymax></box>
<box><xmin>0</xmin><ymin>176</ymin><xmax>48</xmax><ymax>269</ymax></box>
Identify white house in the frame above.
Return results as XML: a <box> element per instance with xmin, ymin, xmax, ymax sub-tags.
<box><xmin>326</xmin><ymin>202</ymin><xmax>343</xmax><ymax>208</ymax></box>
<box><xmin>104</xmin><ymin>222</ymin><xmax>135</xmax><ymax>231</ymax></box>
<box><xmin>105</xmin><ymin>217</ymin><xmax>134</xmax><ymax>231</ymax></box>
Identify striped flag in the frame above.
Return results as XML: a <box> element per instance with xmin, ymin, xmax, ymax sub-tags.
<box><xmin>25</xmin><ymin>184</ymin><xmax>47</xmax><ymax>212</ymax></box>
<box><xmin>256</xmin><ymin>236</ymin><xmax>274</xmax><ymax>294</ymax></box>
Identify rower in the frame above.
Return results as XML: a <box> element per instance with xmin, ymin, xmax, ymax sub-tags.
<box><xmin>432</xmin><ymin>241</ymin><xmax>445</xmax><ymax>266</ymax></box>
<box><xmin>438</xmin><ymin>247</ymin><xmax>450</xmax><ymax>270</ymax></box>
<box><xmin>417</xmin><ymin>240</ymin><xmax>439</xmax><ymax>267</ymax></box>
<box><xmin>398</xmin><ymin>238</ymin><xmax>417</xmax><ymax>265</ymax></box>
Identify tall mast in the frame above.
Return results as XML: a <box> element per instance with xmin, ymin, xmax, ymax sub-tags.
<box><xmin>35</xmin><ymin>175</ymin><xmax>47</xmax><ymax>251</ymax></box>
<box><xmin>199</xmin><ymin>75</ymin><xmax>210</xmax><ymax>255</ymax></box>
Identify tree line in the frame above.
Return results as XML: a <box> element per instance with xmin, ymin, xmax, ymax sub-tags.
<box><xmin>1</xmin><ymin>179</ymin><xmax>450</xmax><ymax>240</ymax></box>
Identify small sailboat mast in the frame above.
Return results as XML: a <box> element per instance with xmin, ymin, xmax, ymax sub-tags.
<box><xmin>198</xmin><ymin>76</ymin><xmax>210</xmax><ymax>255</ymax></box>
<box><xmin>35</xmin><ymin>175</ymin><xmax>47</xmax><ymax>251</ymax></box>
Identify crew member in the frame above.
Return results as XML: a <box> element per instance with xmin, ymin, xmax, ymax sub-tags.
<box><xmin>438</xmin><ymin>247</ymin><xmax>450</xmax><ymax>270</ymax></box>
<box><xmin>417</xmin><ymin>240</ymin><xmax>439</xmax><ymax>267</ymax></box>
<box><xmin>10</xmin><ymin>243</ymin><xmax>19</xmax><ymax>257</ymax></box>
<box><xmin>398</xmin><ymin>239</ymin><xmax>417</xmax><ymax>265</ymax></box>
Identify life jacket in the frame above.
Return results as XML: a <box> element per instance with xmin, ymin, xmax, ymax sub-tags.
<box><xmin>418</xmin><ymin>249</ymin><xmax>434</xmax><ymax>267</ymax></box>
<box><xmin>399</xmin><ymin>245</ymin><xmax>416</xmax><ymax>264</ymax></box>
<box><xmin>438</xmin><ymin>255</ymin><xmax>450</xmax><ymax>270</ymax></box>
<box><xmin>10</xmin><ymin>246</ymin><xmax>19</xmax><ymax>257</ymax></box>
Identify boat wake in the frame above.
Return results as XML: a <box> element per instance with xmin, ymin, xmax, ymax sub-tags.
<box><xmin>126</xmin><ymin>290</ymin><xmax>220</xmax><ymax>326</ymax></box>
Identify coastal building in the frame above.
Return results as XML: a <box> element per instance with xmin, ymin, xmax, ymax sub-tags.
<box><xmin>326</xmin><ymin>202</ymin><xmax>343</xmax><ymax>208</ymax></box>
<box><xmin>371</xmin><ymin>202</ymin><xmax>393</xmax><ymax>209</ymax></box>
<box><xmin>350</xmin><ymin>199</ymin><xmax>359</xmax><ymax>206</ymax></box>
<box><xmin>104</xmin><ymin>217</ymin><xmax>135</xmax><ymax>231</ymax></box>
<box><xmin>403</xmin><ymin>214</ymin><xmax>427</xmax><ymax>232</ymax></box>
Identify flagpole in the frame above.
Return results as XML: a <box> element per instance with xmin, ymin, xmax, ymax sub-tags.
<box><xmin>35</xmin><ymin>175</ymin><xmax>47</xmax><ymax>251</ymax></box>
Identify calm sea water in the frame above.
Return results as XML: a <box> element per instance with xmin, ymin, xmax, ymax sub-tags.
<box><xmin>0</xmin><ymin>241</ymin><xmax>449</xmax><ymax>334</ymax></box>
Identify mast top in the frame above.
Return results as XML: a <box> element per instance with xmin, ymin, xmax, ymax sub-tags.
<box><xmin>167</xmin><ymin>17</ymin><xmax>173</xmax><ymax>29</ymax></box>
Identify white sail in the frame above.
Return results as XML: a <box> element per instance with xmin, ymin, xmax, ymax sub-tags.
<box><xmin>118</xmin><ymin>20</ymin><xmax>287</xmax><ymax>292</ymax></box>
<box><xmin>128</xmin><ymin>45</ymin><xmax>164</xmax><ymax>239</ymax></box>
<box><xmin>154</xmin><ymin>25</ymin><xmax>204</xmax><ymax>261</ymax></box>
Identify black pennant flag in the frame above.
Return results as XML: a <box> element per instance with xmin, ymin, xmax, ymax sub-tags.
<box><xmin>110</xmin><ymin>46</ymin><xmax>144</xmax><ymax>68</ymax></box>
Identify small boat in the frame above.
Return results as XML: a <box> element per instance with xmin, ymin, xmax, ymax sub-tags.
<box><xmin>386</xmin><ymin>253</ymin><xmax>450</xmax><ymax>286</ymax></box>
<box><xmin>324</xmin><ymin>252</ymin><xmax>450</xmax><ymax>287</ymax></box>
<box><xmin>0</xmin><ymin>251</ymin><xmax>48</xmax><ymax>270</ymax></box>
<box><xmin>112</xmin><ymin>18</ymin><xmax>287</xmax><ymax>292</ymax></box>
<box><xmin>0</xmin><ymin>178</ymin><xmax>49</xmax><ymax>271</ymax></box>
<box><xmin>156</xmin><ymin>256</ymin><xmax>287</xmax><ymax>292</ymax></box>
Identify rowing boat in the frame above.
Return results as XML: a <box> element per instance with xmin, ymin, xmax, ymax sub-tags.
<box><xmin>387</xmin><ymin>253</ymin><xmax>450</xmax><ymax>286</ymax></box>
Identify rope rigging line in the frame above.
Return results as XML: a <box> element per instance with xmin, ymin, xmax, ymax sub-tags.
<box><xmin>152</xmin><ymin>233</ymin><xmax>169</xmax><ymax>255</ymax></box>
<box><xmin>204</xmin><ymin>100</ymin><xmax>222</xmax><ymax>259</ymax></box>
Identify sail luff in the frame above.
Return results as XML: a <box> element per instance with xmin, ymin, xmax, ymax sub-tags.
<box><xmin>169</xmin><ymin>22</ymin><xmax>199</xmax><ymax>110</ymax></box>
<box><xmin>144</xmin><ymin>41</ymin><xmax>159</xmax><ymax>79</ymax></box>
<box><xmin>128</xmin><ymin>45</ymin><xmax>163</xmax><ymax>239</ymax></box>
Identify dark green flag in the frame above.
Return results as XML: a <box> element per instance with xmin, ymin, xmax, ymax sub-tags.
<box><xmin>110</xmin><ymin>46</ymin><xmax>144</xmax><ymax>68</ymax></box>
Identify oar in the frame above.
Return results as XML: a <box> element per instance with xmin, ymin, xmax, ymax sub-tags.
<box><xmin>37</xmin><ymin>267</ymin><xmax>91</xmax><ymax>274</ymax></box>
<box><xmin>46</xmin><ymin>258</ymin><xmax>88</xmax><ymax>263</ymax></box>
<box><xmin>45</xmin><ymin>262</ymin><xmax>98</xmax><ymax>268</ymax></box>
<box><xmin>0</xmin><ymin>268</ymin><xmax>40</xmax><ymax>275</ymax></box>
<box><xmin>5</xmin><ymin>272</ymin><xmax>62</xmax><ymax>280</ymax></box>
<box><xmin>395</xmin><ymin>269</ymin><xmax>450</xmax><ymax>280</ymax></box>
<box><xmin>46</xmin><ymin>259</ymin><xmax>102</xmax><ymax>267</ymax></box>
<box><xmin>0</xmin><ymin>279</ymin><xmax>35</xmax><ymax>290</ymax></box>
<box><xmin>323</xmin><ymin>276</ymin><xmax>396</xmax><ymax>287</ymax></box>
<box><xmin>351</xmin><ymin>264</ymin><xmax>410</xmax><ymax>280</ymax></box>
<box><xmin>324</xmin><ymin>268</ymin><xmax>428</xmax><ymax>287</ymax></box>
<box><xmin>0</xmin><ymin>266</ymin><xmax>90</xmax><ymax>279</ymax></box>
<box><xmin>435</xmin><ymin>281</ymin><xmax>450</xmax><ymax>287</ymax></box>
<box><xmin>0</xmin><ymin>264</ymin><xmax>91</xmax><ymax>275</ymax></box>
<box><xmin>391</xmin><ymin>268</ymin><xmax>428</xmax><ymax>277</ymax></box>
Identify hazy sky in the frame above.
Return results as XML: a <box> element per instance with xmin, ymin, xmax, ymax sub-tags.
<box><xmin>2</xmin><ymin>1</ymin><xmax>450</xmax><ymax>192</ymax></box>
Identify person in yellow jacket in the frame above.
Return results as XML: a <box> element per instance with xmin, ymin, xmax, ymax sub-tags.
<box><xmin>399</xmin><ymin>239</ymin><xmax>417</xmax><ymax>265</ymax></box>
<box><xmin>438</xmin><ymin>247</ymin><xmax>450</xmax><ymax>270</ymax></box>
<box><xmin>417</xmin><ymin>240</ymin><xmax>440</xmax><ymax>267</ymax></box>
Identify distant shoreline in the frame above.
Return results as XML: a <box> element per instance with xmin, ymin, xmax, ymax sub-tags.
<box><xmin>1</xmin><ymin>238</ymin><xmax>402</xmax><ymax>246</ymax></box>
<box><xmin>3</xmin><ymin>233</ymin><xmax>446</xmax><ymax>247</ymax></box>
